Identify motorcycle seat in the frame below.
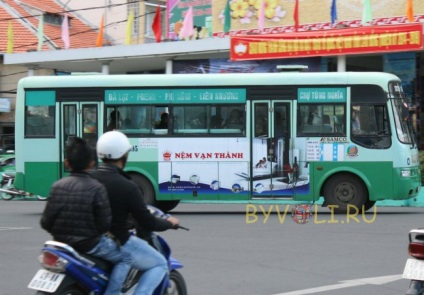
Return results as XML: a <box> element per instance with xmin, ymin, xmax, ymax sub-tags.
<box><xmin>80</xmin><ymin>252</ymin><xmax>114</xmax><ymax>272</ymax></box>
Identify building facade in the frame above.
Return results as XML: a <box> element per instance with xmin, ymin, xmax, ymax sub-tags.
<box><xmin>3</xmin><ymin>0</ymin><xmax>424</xmax><ymax>147</ymax></box>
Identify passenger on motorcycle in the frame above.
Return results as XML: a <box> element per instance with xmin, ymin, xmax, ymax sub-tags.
<box><xmin>91</xmin><ymin>131</ymin><xmax>180</xmax><ymax>295</ymax></box>
<box><xmin>40</xmin><ymin>137</ymin><xmax>132</xmax><ymax>295</ymax></box>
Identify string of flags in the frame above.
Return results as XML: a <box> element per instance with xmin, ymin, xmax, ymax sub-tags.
<box><xmin>4</xmin><ymin>1</ymin><xmax>417</xmax><ymax>53</ymax></box>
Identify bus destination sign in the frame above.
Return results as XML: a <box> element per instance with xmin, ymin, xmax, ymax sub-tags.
<box><xmin>298</xmin><ymin>88</ymin><xmax>347</xmax><ymax>103</ymax></box>
<box><xmin>105</xmin><ymin>88</ymin><xmax>246</xmax><ymax>104</ymax></box>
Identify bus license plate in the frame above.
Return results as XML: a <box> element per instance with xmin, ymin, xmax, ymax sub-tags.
<box><xmin>403</xmin><ymin>258</ymin><xmax>424</xmax><ymax>280</ymax></box>
<box><xmin>27</xmin><ymin>269</ymin><xmax>65</xmax><ymax>292</ymax></box>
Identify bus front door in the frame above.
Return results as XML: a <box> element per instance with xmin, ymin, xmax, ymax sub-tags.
<box><xmin>60</xmin><ymin>102</ymin><xmax>101</xmax><ymax>177</ymax></box>
<box><xmin>252</xmin><ymin>101</ymin><xmax>292</xmax><ymax>198</ymax></box>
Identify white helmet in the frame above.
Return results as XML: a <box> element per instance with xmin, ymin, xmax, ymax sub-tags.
<box><xmin>97</xmin><ymin>131</ymin><xmax>132</xmax><ymax>160</ymax></box>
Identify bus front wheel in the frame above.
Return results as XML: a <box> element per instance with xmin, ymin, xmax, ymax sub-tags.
<box><xmin>129</xmin><ymin>173</ymin><xmax>179</xmax><ymax>212</ymax></box>
<box><xmin>323</xmin><ymin>174</ymin><xmax>368</xmax><ymax>214</ymax></box>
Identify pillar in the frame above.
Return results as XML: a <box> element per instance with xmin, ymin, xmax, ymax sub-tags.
<box><xmin>337</xmin><ymin>55</ymin><xmax>346</xmax><ymax>72</ymax></box>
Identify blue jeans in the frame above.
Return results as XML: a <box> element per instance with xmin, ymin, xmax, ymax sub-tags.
<box><xmin>121</xmin><ymin>236</ymin><xmax>168</xmax><ymax>295</ymax></box>
<box><xmin>87</xmin><ymin>235</ymin><xmax>132</xmax><ymax>295</ymax></box>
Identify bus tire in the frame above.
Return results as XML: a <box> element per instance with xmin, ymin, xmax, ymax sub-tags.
<box><xmin>158</xmin><ymin>200</ymin><xmax>180</xmax><ymax>212</ymax></box>
<box><xmin>363</xmin><ymin>199</ymin><xmax>376</xmax><ymax>212</ymax></box>
<box><xmin>323</xmin><ymin>173</ymin><xmax>368</xmax><ymax>214</ymax></box>
<box><xmin>129</xmin><ymin>173</ymin><xmax>180</xmax><ymax>212</ymax></box>
<box><xmin>130</xmin><ymin>173</ymin><xmax>156</xmax><ymax>206</ymax></box>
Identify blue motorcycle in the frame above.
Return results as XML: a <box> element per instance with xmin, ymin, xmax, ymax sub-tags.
<box><xmin>28</xmin><ymin>206</ymin><xmax>188</xmax><ymax>295</ymax></box>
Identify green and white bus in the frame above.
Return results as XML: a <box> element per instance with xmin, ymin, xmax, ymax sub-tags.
<box><xmin>14</xmin><ymin>72</ymin><xmax>421</xmax><ymax>212</ymax></box>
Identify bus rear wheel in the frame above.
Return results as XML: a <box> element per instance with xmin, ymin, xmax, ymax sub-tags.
<box><xmin>323</xmin><ymin>173</ymin><xmax>368</xmax><ymax>214</ymax></box>
<box><xmin>129</xmin><ymin>173</ymin><xmax>179</xmax><ymax>212</ymax></box>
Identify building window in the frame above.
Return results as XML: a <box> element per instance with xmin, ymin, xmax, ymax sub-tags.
<box><xmin>44</xmin><ymin>13</ymin><xmax>67</xmax><ymax>26</ymax></box>
<box><xmin>128</xmin><ymin>0</ymin><xmax>139</xmax><ymax>37</ymax></box>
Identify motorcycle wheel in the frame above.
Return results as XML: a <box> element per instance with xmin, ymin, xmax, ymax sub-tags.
<box><xmin>35</xmin><ymin>284</ymin><xmax>84</xmax><ymax>295</ymax></box>
<box><xmin>35</xmin><ymin>195</ymin><xmax>48</xmax><ymax>201</ymax></box>
<box><xmin>0</xmin><ymin>183</ymin><xmax>14</xmax><ymax>200</ymax></box>
<box><xmin>165</xmin><ymin>270</ymin><xmax>187</xmax><ymax>295</ymax></box>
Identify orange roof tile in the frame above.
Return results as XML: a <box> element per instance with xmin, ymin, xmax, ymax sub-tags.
<box><xmin>0</xmin><ymin>0</ymin><xmax>111</xmax><ymax>53</ymax></box>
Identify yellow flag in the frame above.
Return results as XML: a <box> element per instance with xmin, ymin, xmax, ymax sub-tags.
<box><xmin>125</xmin><ymin>10</ymin><xmax>134</xmax><ymax>45</ymax></box>
<box><xmin>7</xmin><ymin>21</ymin><xmax>13</xmax><ymax>53</ymax></box>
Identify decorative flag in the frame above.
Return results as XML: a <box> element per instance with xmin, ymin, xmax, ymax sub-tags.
<box><xmin>7</xmin><ymin>21</ymin><xmax>13</xmax><ymax>54</ymax></box>
<box><xmin>96</xmin><ymin>15</ymin><xmax>105</xmax><ymax>47</ymax></box>
<box><xmin>293</xmin><ymin>0</ymin><xmax>299</xmax><ymax>32</ymax></box>
<box><xmin>407</xmin><ymin>0</ymin><xmax>414</xmax><ymax>22</ymax></box>
<box><xmin>223</xmin><ymin>0</ymin><xmax>231</xmax><ymax>33</ymax></box>
<box><xmin>151</xmin><ymin>6</ymin><xmax>162</xmax><ymax>43</ymax></box>
<box><xmin>362</xmin><ymin>0</ymin><xmax>372</xmax><ymax>25</ymax></box>
<box><xmin>179</xmin><ymin>6</ymin><xmax>194</xmax><ymax>39</ymax></box>
<box><xmin>125</xmin><ymin>10</ymin><xmax>134</xmax><ymax>45</ymax></box>
<box><xmin>331</xmin><ymin>0</ymin><xmax>337</xmax><ymax>26</ymax></box>
<box><xmin>258</xmin><ymin>0</ymin><xmax>265</xmax><ymax>31</ymax></box>
<box><xmin>61</xmin><ymin>14</ymin><xmax>70</xmax><ymax>49</ymax></box>
<box><xmin>37</xmin><ymin>14</ymin><xmax>44</xmax><ymax>51</ymax></box>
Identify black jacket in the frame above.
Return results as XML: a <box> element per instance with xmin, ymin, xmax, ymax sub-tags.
<box><xmin>40</xmin><ymin>173</ymin><xmax>111</xmax><ymax>252</ymax></box>
<box><xmin>91</xmin><ymin>164</ymin><xmax>172</xmax><ymax>245</ymax></box>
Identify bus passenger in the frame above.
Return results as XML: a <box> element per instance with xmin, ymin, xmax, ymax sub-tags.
<box><xmin>107</xmin><ymin>110</ymin><xmax>121</xmax><ymax>131</ymax></box>
<box><xmin>351</xmin><ymin>109</ymin><xmax>362</xmax><ymax>134</ymax></box>
<box><xmin>224</xmin><ymin>109</ymin><xmax>243</xmax><ymax>129</ymax></box>
<box><xmin>210</xmin><ymin>115</ymin><xmax>223</xmax><ymax>129</ymax></box>
<box><xmin>156</xmin><ymin>113</ymin><xmax>168</xmax><ymax>129</ymax></box>
<box><xmin>307</xmin><ymin>106</ymin><xmax>321</xmax><ymax>125</ymax></box>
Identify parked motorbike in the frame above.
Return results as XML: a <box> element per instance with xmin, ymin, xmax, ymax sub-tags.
<box><xmin>403</xmin><ymin>229</ymin><xmax>424</xmax><ymax>294</ymax></box>
<box><xmin>28</xmin><ymin>206</ymin><xmax>188</xmax><ymax>295</ymax></box>
<box><xmin>0</xmin><ymin>171</ymin><xmax>47</xmax><ymax>201</ymax></box>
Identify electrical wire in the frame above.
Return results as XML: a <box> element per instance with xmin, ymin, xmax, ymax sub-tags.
<box><xmin>0</xmin><ymin>1</ymin><xmax>141</xmax><ymax>22</ymax></box>
<box><xmin>0</xmin><ymin>70</ymin><xmax>28</xmax><ymax>77</ymax></box>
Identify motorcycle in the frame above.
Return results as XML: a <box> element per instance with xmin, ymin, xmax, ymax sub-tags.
<box><xmin>27</xmin><ymin>206</ymin><xmax>188</xmax><ymax>295</ymax></box>
<box><xmin>0</xmin><ymin>171</ymin><xmax>47</xmax><ymax>201</ymax></box>
<box><xmin>403</xmin><ymin>229</ymin><xmax>424</xmax><ymax>294</ymax></box>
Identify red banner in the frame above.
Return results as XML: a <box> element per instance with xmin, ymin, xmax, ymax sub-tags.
<box><xmin>230</xmin><ymin>23</ymin><xmax>423</xmax><ymax>61</ymax></box>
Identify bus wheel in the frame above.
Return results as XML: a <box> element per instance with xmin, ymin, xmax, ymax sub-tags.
<box><xmin>129</xmin><ymin>173</ymin><xmax>180</xmax><ymax>212</ymax></box>
<box><xmin>323</xmin><ymin>174</ymin><xmax>368</xmax><ymax>214</ymax></box>
<box><xmin>157</xmin><ymin>200</ymin><xmax>180</xmax><ymax>212</ymax></box>
<box><xmin>363</xmin><ymin>199</ymin><xmax>376</xmax><ymax>212</ymax></box>
<box><xmin>129</xmin><ymin>173</ymin><xmax>156</xmax><ymax>206</ymax></box>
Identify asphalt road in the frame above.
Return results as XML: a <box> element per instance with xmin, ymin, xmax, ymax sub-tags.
<box><xmin>1</xmin><ymin>200</ymin><xmax>423</xmax><ymax>295</ymax></box>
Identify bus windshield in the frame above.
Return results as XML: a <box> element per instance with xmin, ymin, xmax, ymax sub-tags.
<box><xmin>389</xmin><ymin>81</ymin><xmax>415</xmax><ymax>145</ymax></box>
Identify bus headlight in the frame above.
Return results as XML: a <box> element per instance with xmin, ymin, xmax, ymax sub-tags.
<box><xmin>401</xmin><ymin>170</ymin><xmax>411</xmax><ymax>177</ymax></box>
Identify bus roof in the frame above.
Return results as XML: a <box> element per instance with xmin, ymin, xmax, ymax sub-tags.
<box><xmin>17</xmin><ymin>72</ymin><xmax>400</xmax><ymax>90</ymax></box>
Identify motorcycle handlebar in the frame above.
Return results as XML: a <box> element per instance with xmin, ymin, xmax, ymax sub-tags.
<box><xmin>174</xmin><ymin>224</ymin><xmax>189</xmax><ymax>231</ymax></box>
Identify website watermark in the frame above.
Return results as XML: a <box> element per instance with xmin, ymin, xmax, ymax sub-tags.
<box><xmin>246</xmin><ymin>204</ymin><xmax>378</xmax><ymax>224</ymax></box>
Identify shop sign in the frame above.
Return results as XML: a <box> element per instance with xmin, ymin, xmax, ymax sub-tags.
<box><xmin>230</xmin><ymin>23</ymin><xmax>423</xmax><ymax>61</ymax></box>
<box><xmin>0</xmin><ymin>98</ymin><xmax>11</xmax><ymax>112</ymax></box>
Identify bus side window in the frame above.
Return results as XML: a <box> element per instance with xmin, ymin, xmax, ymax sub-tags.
<box><xmin>26</xmin><ymin>106</ymin><xmax>55</xmax><ymax>137</ymax></box>
<box><xmin>222</xmin><ymin>106</ymin><xmax>245</xmax><ymax>133</ymax></box>
<box><xmin>172</xmin><ymin>106</ymin><xmax>207</xmax><ymax>134</ymax></box>
<box><xmin>106</xmin><ymin>108</ymin><xmax>121</xmax><ymax>131</ymax></box>
<box><xmin>297</xmin><ymin>104</ymin><xmax>345</xmax><ymax>136</ymax></box>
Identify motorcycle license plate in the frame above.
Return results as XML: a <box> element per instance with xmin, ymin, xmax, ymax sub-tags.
<box><xmin>403</xmin><ymin>258</ymin><xmax>424</xmax><ymax>280</ymax></box>
<box><xmin>27</xmin><ymin>269</ymin><xmax>65</xmax><ymax>292</ymax></box>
